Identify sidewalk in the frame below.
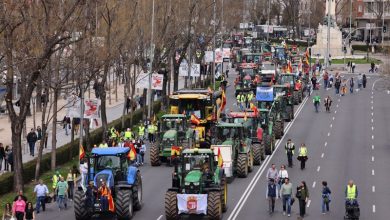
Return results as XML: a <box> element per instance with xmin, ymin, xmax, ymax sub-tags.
<box><xmin>0</xmin><ymin>76</ymin><xmax>188</xmax><ymax>174</ymax></box>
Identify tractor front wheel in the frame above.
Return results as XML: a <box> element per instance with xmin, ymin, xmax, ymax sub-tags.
<box><xmin>150</xmin><ymin>145</ymin><xmax>161</xmax><ymax>166</ymax></box>
<box><xmin>207</xmin><ymin>192</ymin><xmax>222</xmax><ymax>220</ymax></box>
<box><xmin>165</xmin><ymin>191</ymin><xmax>178</xmax><ymax>220</ymax></box>
<box><xmin>248</xmin><ymin>150</ymin><xmax>254</xmax><ymax>173</ymax></box>
<box><xmin>221</xmin><ymin>177</ymin><xmax>228</xmax><ymax>212</ymax></box>
<box><xmin>274</xmin><ymin>121</ymin><xmax>283</xmax><ymax>139</ymax></box>
<box><xmin>74</xmin><ymin>190</ymin><xmax>90</xmax><ymax>220</ymax></box>
<box><xmin>132</xmin><ymin>172</ymin><xmax>143</xmax><ymax>211</ymax></box>
<box><xmin>116</xmin><ymin>189</ymin><xmax>134</xmax><ymax>220</ymax></box>
<box><xmin>264</xmin><ymin>135</ymin><xmax>273</xmax><ymax>155</ymax></box>
<box><xmin>298</xmin><ymin>90</ymin><xmax>303</xmax><ymax>103</ymax></box>
<box><xmin>293</xmin><ymin>91</ymin><xmax>299</xmax><ymax>105</ymax></box>
<box><xmin>237</xmin><ymin>154</ymin><xmax>248</xmax><ymax>178</ymax></box>
<box><xmin>252</xmin><ymin>143</ymin><xmax>262</xmax><ymax>165</ymax></box>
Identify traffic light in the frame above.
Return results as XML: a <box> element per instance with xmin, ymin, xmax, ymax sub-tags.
<box><xmin>384</xmin><ymin>26</ymin><xmax>387</xmax><ymax>33</ymax></box>
<box><xmin>309</xmin><ymin>47</ymin><xmax>312</xmax><ymax>56</ymax></box>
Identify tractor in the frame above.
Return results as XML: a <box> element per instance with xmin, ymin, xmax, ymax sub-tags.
<box><xmin>278</xmin><ymin>73</ymin><xmax>304</xmax><ymax>105</ymax></box>
<box><xmin>211</xmin><ymin>122</ymin><xmax>254</xmax><ymax>179</ymax></box>
<box><xmin>74</xmin><ymin>147</ymin><xmax>143</xmax><ymax>220</ymax></box>
<box><xmin>150</xmin><ymin>114</ymin><xmax>195</xmax><ymax>166</ymax></box>
<box><xmin>165</xmin><ymin>148</ymin><xmax>227</xmax><ymax>220</ymax></box>
<box><xmin>273</xmin><ymin>85</ymin><xmax>295</xmax><ymax>122</ymax></box>
<box><xmin>257</xmin><ymin>109</ymin><xmax>277</xmax><ymax>155</ymax></box>
<box><xmin>226</xmin><ymin>111</ymin><xmax>265</xmax><ymax>165</ymax></box>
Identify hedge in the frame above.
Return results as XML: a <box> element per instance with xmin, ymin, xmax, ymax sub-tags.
<box><xmin>0</xmin><ymin>100</ymin><xmax>162</xmax><ymax>195</ymax></box>
<box><xmin>352</xmin><ymin>44</ymin><xmax>389</xmax><ymax>53</ymax></box>
<box><xmin>269</xmin><ymin>38</ymin><xmax>316</xmax><ymax>47</ymax></box>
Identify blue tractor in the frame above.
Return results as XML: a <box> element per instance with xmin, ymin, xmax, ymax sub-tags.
<box><xmin>74</xmin><ymin>147</ymin><xmax>143</xmax><ymax>220</ymax></box>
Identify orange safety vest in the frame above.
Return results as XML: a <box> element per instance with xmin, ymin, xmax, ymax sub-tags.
<box><xmin>99</xmin><ymin>186</ymin><xmax>115</xmax><ymax>212</ymax></box>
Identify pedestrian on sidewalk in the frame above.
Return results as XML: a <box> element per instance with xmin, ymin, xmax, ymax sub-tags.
<box><xmin>324</xmin><ymin>96</ymin><xmax>332</xmax><ymax>113</ymax></box>
<box><xmin>62</xmin><ymin>116</ymin><xmax>71</xmax><ymax>136</ymax></box>
<box><xmin>27</xmin><ymin>129</ymin><xmax>38</xmax><ymax>157</ymax></box>
<box><xmin>321</xmin><ymin>181</ymin><xmax>332</xmax><ymax>214</ymax></box>
<box><xmin>36</xmin><ymin>126</ymin><xmax>42</xmax><ymax>141</ymax></box>
<box><xmin>357</xmin><ymin>73</ymin><xmax>363</xmax><ymax>90</ymax></box>
<box><xmin>13</xmin><ymin>190</ymin><xmax>27</xmax><ymax>202</ymax></box>
<box><xmin>285</xmin><ymin>139</ymin><xmax>295</xmax><ymax>167</ymax></box>
<box><xmin>52</xmin><ymin>171</ymin><xmax>62</xmax><ymax>201</ymax></box>
<box><xmin>25</xmin><ymin>202</ymin><xmax>35</xmax><ymax>220</ymax></box>
<box><xmin>34</xmin><ymin>179</ymin><xmax>49</xmax><ymax>213</ymax></box>
<box><xmin>0</xmin><ymin>143</ymin><xmax>5</xmax><ymax>171</ymax></box>
<box><xmin>126</xmin><ymin>96</ymin><xmax>131</xmax><ymax>114</ymax></box>
<box><xmin>2</xmin><ymin>203</ymin><xmax>12</xmax><ymax>220</ymax></box>
<box><xmin>278</xmin><ymin>165</ymin><xmax>289</xmax><ymax>197</ymax></box>
<box><xmin>12</xmin><ymin>196</ymin><xmax>26</xmax><ymax>220</ymax></box>
<box><xmin>349</xmin><ymin>77</ymin><xmax>355</xmax><ymax>94</ymax></box>
<box><xmin>4</xmin><ymin>145</ymin><xmax>10</xmax><ymax>171</ymax></box>
<box><xmin>6</xmin><ymin>147</ymin><xmax>13</xmax><ymax>171</ymax></box>
<box><xmin>140</xmin><ymin>140</ymin><xmax>146</xmax><ymax>164</ymax></box>
<box><xmin>362</xmin><ymin>74</ymin><xmax>367</xmax><ymax>88</ymax></box>
<box><xmin>66</xmin><ymin>169</ymin><xmax>76</xmax><ymax>201</ymax></box>
<box><xmin>296</xmin><ymin>181</ymin><xmax>309</xmax><ymax>218</ymax></box>
<box><xmin>266</xmin><ymin>178</ymin><xmax>277</xmax><ymax>214</ymax></box>
<box><xmin>56</xmin><ymin>177</ymin><xmax>68</xmax><ymax>211</ymax></box>
<box><xmin>73</xmin><ymin>118</ymin><xmax>80</xmax><ymax>135</ymax></box>
<box><xmin>297</xmin><ymin>143</ymin><xmax>308</xmax><ymax>170</ymax></box>
<box><xmin>280</xmin><ymin>178</ymin><xmax>293</xmax><ymax>217</ymax></box>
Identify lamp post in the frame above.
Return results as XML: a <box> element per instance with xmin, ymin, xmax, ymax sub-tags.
<box><xmin>267</xmin><ymin>0</ymin><xmax>271</xmax><ymax>42</ymax></box>
<box><xmin>147</xmin><ymin>0</ymin><xmax>155</xmax><ymax>119</ymax></box>
<box><xmin>212</xmin><ymin>0</ymin><xmax>216</xmax><ymax>91</ymax></box>
<box><xmin>325</xmin><ymin>0</ymin><xmax>331</xmax><ymax>69</ymax></box>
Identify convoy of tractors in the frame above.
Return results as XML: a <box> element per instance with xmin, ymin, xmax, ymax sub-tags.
<box><xmin>74</xmin><ymin>33</ymin><xmax>311</xmax><ymax>220</ymax></box>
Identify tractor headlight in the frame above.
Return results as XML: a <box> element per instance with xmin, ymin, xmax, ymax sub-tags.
<box><xmin>185</xmin><ymin>182</ymin><xmax>190</xmax><ymax>186</ymax></box>
<box><xmin>193</xmin><ymin>182</ymin><xmax>200</xmax><ymax>186</ymax></box>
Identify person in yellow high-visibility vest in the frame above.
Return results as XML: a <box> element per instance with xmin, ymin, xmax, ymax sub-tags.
<box><xmin>138</xmin><ymin>124</ymin><xmax>145</xmax><ymax>140</ymax></box>
<box><xmin>345</xmin><ymin>180</ymin><xmax>358</xmax><ymax>205</ymax></box>
<box><xmin>298</xmin><ymin>143</ymin><xmax>308</xmax><ymax>170</ymax></box>
<box><xmin>52</xmin><ymin>171</ymin><xmax>62</xmax><ymax>201</ymax></box>
<box><xmin>124</xmin><ymin>128</ymin><xmax>133</xmax><ymax>140</ymax></box>
<box><xmin>148</xmin><ymin>123</ymin><xmax>157</xmax><ymax>143</ymax></box>
<box><xmin>246</xmin><ymin>91</ymin><xmax>254</xmax><ymax>108</ymax></box>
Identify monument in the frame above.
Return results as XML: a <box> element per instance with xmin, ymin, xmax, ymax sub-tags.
<box><xmin>311</xmin><ymin>0</ymin><xmax>344</xmax><ymax>58</ymax></box>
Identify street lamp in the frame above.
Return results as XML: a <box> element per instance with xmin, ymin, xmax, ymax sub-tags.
<box><xmin>147</xmin><ymin>0</ymin><xmax>155</xmax><ymax>119</ymax></box>
<box><xmin>212</xmin><ymin>0</ymin><xmax>216</xmax><ymax>91</ymax></box>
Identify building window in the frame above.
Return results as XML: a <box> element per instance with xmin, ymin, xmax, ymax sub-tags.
<box><xmin>358</xmin><ymin>5</ymin><xmax>362</xmax><ymax>13</ymax></box>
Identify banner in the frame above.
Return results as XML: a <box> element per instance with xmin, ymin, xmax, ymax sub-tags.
<box><xmin>177</xmin><ymin>194</ymin><xmax>208</xmax><ymax>215</ymax></box>
<box><xmin>151</xmin><ymin>73</ymin><xmax>163</xmax><ymax>90</ymax></box>
<box><xmin>256</xmin><ymin>87</ymin><xmax>274</xmax><ymax>101</ymax></box>
<box><xmin>215</xmin><ymin>49</ymin><xmax>223</xmax><ymax>63</ymax></box>
<box><xmin>222</xmin><ymin>48</ymin><xmax>231</xmax><ymax>59</ymax></box>
<box><xmin>204</xmin><ymin>51</ymin><xmax>214</xmax><ymax>63</ymax></box>
<box><xmin>67</xmin><ymin>95</ymin><xmax>81</xmax><ymax>118</ymax></box>
<box><xmin>137</xmin><ymin>73</ymin><xmax>149</xmax><ymax>88</ymax></box>
<box><xmin>84</xmin><ymin>99</ymin><xmax>100</xmax><ymax>119</ymax></box>
<box><xmin>179</xmin><ymin>60</ymin><xmax>188</xmax><ymax>76</ymax></box>
<box><xmin>179</xmin><ymin>61</ymin><xmax>200</xmax><ymax>77</ymax></box>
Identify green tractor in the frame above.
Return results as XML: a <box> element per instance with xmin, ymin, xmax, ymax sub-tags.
<box><xmin>273</xmin><ymin>85</ymin><xmax>295</xmax><ymax>122</ymax></box>
<box><xmin>150</xmin><ymin>114</ymin><xmax>195</xmax><ymax>166</ymax></box>
<box><xmin>226</xmin><ymin>111</ymin><xmax>265</xmax><ymax>165</ymax></box>
<box><xmin>257</xmin><ymin>109</ymin><xmax>276</xmax><ymax>155</ymax></box>
<box><xmin>278</xmin><ymin>73</ymin><xmax>304</xmax><ymax>105</ymax></box>
<box><xmin>211</xmin><ymin>122</ymin><xmax>254</xmax><ymax>179</ymax></box>
<box><xmin>165</xmin><ymin>148</ymin><xmax>227</xmax><ymax>220</ymax></box>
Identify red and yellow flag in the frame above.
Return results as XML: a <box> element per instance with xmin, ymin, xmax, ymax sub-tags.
<box><xmin>305</xmin><ymin>48</ymin><xmax>310</xmax><ymax>65</ymax></box>
<box><xmin>79</xmin><ymin>144</ymin><xmax>85</xmax><ymax>160</ymax></box>
<box><xmin>217</xmin><ymin>148</ymin><xmax>223</xmax><ymax>168</ymax></box>
<box><xmin>219</xmin><ymin>90</ymin><xmax>226</xmax><ymax>112</ymax></box>
<box><xmin>191</xmin><ymin>114</ymin><xmax>201</xmax><ymax>125</ymax></box>
<box><xmin>244</xmin><ymin>111</ymin><xmax>248</xmax><ymax>121</ymax></box>
<box><xmin>287</xmin><ymin>60</ymin><xmax>293</xmax><ymax>74</ymax></box>
<box><xmin>171</xmin><ymin>146</ymin><xmax>181</xmax><ymax>157</ymax></box>
<box><xmin>127</xmin><ymin>144</ymin><xmax>137</xmax><ymax>160</ymax></box>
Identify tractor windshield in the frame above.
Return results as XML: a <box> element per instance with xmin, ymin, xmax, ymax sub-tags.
<box><xmin>183</xmin><ymin>154</ymin><xmax>210</xmax><ymax>171</ymax></box>
<box><xmin>232</xmin><ymin>117</ymin><xmax>255</xmax><ymax>126</ymax></box>
<box><xmin>279</xmin><ymin>75</ymin><xmax>295</xmax><ymax>86</ymax></box>
<box><xmin>96</xmin><ymin>156</ymin><xmax>121</xmax><ymax>171</ymax></box>
<box><xmin>161</xmin><ymin>118</ymin><xmax>185</xmax><ymax>131</ymax></box>
<box><xmin>242</xmin><ymin>68</ymin><xmax>255</xmax><ymax>77</ymax></box>
<box><xmin>215</xmin><ymin>126</ymin><xmax>241</xmax><ymax>142</ymax></box>
<box><xmin>177</xmin><ymin>99</ymin><xmax>208</xmax><ymax>119</ymax></box>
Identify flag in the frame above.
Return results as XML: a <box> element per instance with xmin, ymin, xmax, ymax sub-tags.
<box><xmin>250</xmin><ymin>104</ymin><xmax>258</xmax><ymax>116</ymax></box>
<box><xmin>305</xmin><ymin>48</ymin><xmax>310</xmax><ymax>65</ymax></box>
<box><xmin>287</xmin><ymin>60</ymin><xmax>292</xmax><ymax>73</ymax></box>
<box><xmin>219</xmin><ymin>90</ymin><xmax>226</xmax><ymax>112</ymax></box>
<box><xmin>217</xmin><ymin>148</ymin><xmax>223</xmax><ymax>168</ymax></box>
<box><xmin>171</xmin><ymin>146</ymin><xmax>181</xmax><ymax>157</ymax></box>
<box><xmin>191</xmin><ymin>114</ymin><xmax>201</xmax><ymax>125</ymax></box>
<box><xmin>79</xmin><ymin>144</ymin><xmax>85</xmax><ymax>160</ymax></box>
<box><xmin>244</xmin><ymin>111</ymin><xmax>247</xmax><ymax>121</ymax></box>
<box><xmin>127</xmin><ymin>144</ymin><xmax>137</xmax><ymax>160</ymax></box>
<box><xmin>107</xmin><ymin>193</ymin><xmax>115</xmax><ymax>212</ymax></box>
<box><xmin>298</xmin><ymin>58</ymin><xmax>303</xmax><ymax>72</ymax></box>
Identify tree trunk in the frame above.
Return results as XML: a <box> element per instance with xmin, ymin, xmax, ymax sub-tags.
<box><xmin>35</xmin><ymin>124</ymin><xmax>47</xmax><ymax>181</ymax></box>
<box><xmin>51</xmin><ymin>89</ymin><xmax>58</xmax><ymax>171</ymax></box>
<box><xmin>12</xmin><ymin>123</ymin><xmax>24</xmax><ymax>192</ymax></box>
<box><xmin>36</xmin><ymin>81</ymin><xmax>42</xmax><ymax>112</ymax></box>
<box><xmin>100</xmin><ymin>87</ymin><xmax>108</xmax><ymax>135</ymax></box>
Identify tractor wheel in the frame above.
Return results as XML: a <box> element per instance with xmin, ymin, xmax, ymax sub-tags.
<box><xmin>116</xmin><ymin>189</ymin><xmax>134</xmax><ymax>220</ymax></box>
<box><xmin>248</xmin><ymin>150</ymin><xmax>254</xmax><ymax>173</ymax></box>
<box><xmin>260</xmin><ymin>143</ymin><xmax>266</xmax><ymax>161</ymax></box>
<box><xmin>237</xmin><ymin>154</ymin><xmax>248</xmax><ymax>178</ymax></box>
<box><xmin>264</xmin><ymin>135</ymin><xmax>273</xmax><ymax>155</ymax></box>
<box><xmin>274</xmin><ymin>121</ymin><xmax>283</xmax><ymax>139</ymax></box>
<box><xmin>164</xmin><ymin>191</ymin><xmax>178</xmax><ymax>220</ymax></box>
<box><xmin>252</xmin><ymin>143</ymin><xmax>262</xmax><ymax>165</ymax></box>
<box><xmin>293</xmin><ymin>91</ymin><xmax>299</xmax><ymax>105</ymax></box>
<box><xmin>207</xmin><ymin>191</ymin><xmax>222</xmax><ymax>220</ymax></box>
<box><xmin>298</xmin><ymin>90</ymin><xmax>303</xmax><ymax>103</ymax></box>
<box><xmin>132</xmin><ymin>171</ymin><xmax>143</xmax><ymax>211</ymax></box>
<box><xmin>74</xmin><ymin>190</ymin><xmax>90</xmax><ymax>220</ymax></box>
<box><xmin>221</xmin><ymin>177</ymin><xmax>228</xmax><ymax>212</ymax></box>
<box><xmin>150</xmin><ymin>145</ymin><xmax>161</xmax><ymax>166</ymax></box>
<box><xmin>286</xmin><ymin>105</ymin><xmax>294</xmax><ymax>122</ymax></box>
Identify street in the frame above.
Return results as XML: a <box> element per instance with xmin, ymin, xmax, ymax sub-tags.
<box><xmin>38</xmin><ymin>68</ymin><xmax>390</xmax><ymax>220</ymax></box>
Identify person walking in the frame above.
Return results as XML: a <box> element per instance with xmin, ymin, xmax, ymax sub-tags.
<box><xmin>349</xmin><ymin>77</ymin><xmax>355</xmax><ymax>93</ymax></box>
<box><xmin>345</xmin><ymin>180</ymin><xmax>358</xmax><ymax>205</ymax></box>
<box><xmin>362</xmin><ymin>74</ymin><xmax>367</xmax><ymax>88</ymax></box>
<box><xmin>34</xmin><ymin>179</ymin><xmax>49</xmax><ymax>213</ymax></box>
<box><xmin>140</xmin><ymin>140</ymin><xmax>146</xmax><ymax>165</ymax></box>
<box><xmin>285</xmin><ymin>139</ymin><xmax>295</xmax><ymax>167</ymax></box>
<box><xmin>125</xmin><ymin>96</ymin><xmax>131</xmax><ymax>114</ymax></box>
<box><xmin>357</xmin><ymin>73</ymin><xmax>363</xmax><ymax>90</ymax></box>
<box><xmin>2</xmin><ymin>203</ymin><xmax>12</xmax><ymax>220</ymax></box>
<box><xmin>56</xmin><ymin>177</ymin><xmax>68</xmax><ymax>211</ymax></box>
<box><xmin>24</xmin><ymin>202</ymin><xmax>35</xmax><ymax>220</ymax></box>
<box><xmin>351</xmin><ymin>62</ymin><xmax>356</xmax><ymax>73</ymax></box>
<box><xmin>313</xmin><ymin>93</ymin><xmax>321</xmax><ymax>113</ymax></box>
<box><xmin>298</xmin><ymin>143</ymin><xmax>308</xmax><ymax>170</ymax></box>
<box><xmin>138</xmin><ymin>123</ymin><xmax>145</xmax><ymax>140</ymax></box>
<box><xmin>63</xmin><ymin>116</ymin><xmax>71</xmax><ymax>136</ymax></box>
<box><xmin>12</xmin><ymin>196</ymin><xmax>26</xmax><ymax>220</ymax></box>
<box><xmin>4</xmin><ymin>145</ymin><xmax>10</xmax><ymax>171</ymax></box>
<box><xmin>323</xmin><ymin>71</ymin><xmax>329</xmax><ymax>89</ymax></box>
<box><xmin>321</xmin><ymin>181</ymin><xmax>332</xmax><ymax>214</ymax></box>
<box><xmin>0</xmin><ymin>143</ymin><xmax>5</xmax><ymax>172</ymax></box>
<box><xmin>66</xmin><ymin>169</ymin><xmax>76</xmax><ymax>201</ymax></box>
<box><xmin>266</xmin><ymin>178</ymin><xmax>277</xmax><ymax>214</ymax></box>
<box><xmin>324</xmin><ymin>96</ymin><xmax>332</xmax><ymax>113</ymax></box>
<box><xmin>26</xmin><ymin>129</ymin><xmax>38</xmax><ymax>157</ymax></box>
<box><xmin>296</xmin><ymin>181</ymin><xmax>309</xmax><ymax>218</ymax></box>
<box><xmin>6</xmin><ymin>147</ymin><xmax>13</xmax><ymax>171</ymax></box>
<box><xmin>266</xmin><ymin>164</ymin><xmax>279</xmax><ymax>183</ymax></box>
<box><xmin>280</xmin><ymin>178</ymin><xmax>293</xmax><ymax>217</ymax></box>
<box><xmin>13</xmin><ymin>190</ymin><xmax>27</xmax><ymax>202</ymax></box>
<box><xmin>278</xmin><ymin>165</ymin><xmax>289</xmax><ymax>196</ymax></box>
<box><xmin>52</xmin><ymin>171</ymin><xmax>62</xmax><ymax>201</ymax></box>
<box><xmin>80</xmin><ymin>159</ymin><xmax>88</xmax><ymax>187</ymax></box>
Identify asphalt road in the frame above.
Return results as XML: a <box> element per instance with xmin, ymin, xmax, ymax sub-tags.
<box><xmin>39</xmin><ymin>70</ymin><xmax>390</xmax><ymax>220</ymax></box>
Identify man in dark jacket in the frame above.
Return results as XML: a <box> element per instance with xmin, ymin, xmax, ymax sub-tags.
<box><xmin>0</xmin><ymin>143</ymin><xmax>5</xmax><ymax>171</ymax></box>
<box><xmin>27</xmin><ymin>129</ymin><xmax>38</xmax><ymax>157</ymax></box>
<box><xmin>267</xmin><ymin>178</ymin><xmax>277</xmax><ymax>214</ymax></box>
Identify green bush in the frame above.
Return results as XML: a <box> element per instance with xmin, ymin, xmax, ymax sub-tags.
<box><xmin>0</xmin><ymin>101</ymin><xmax>162</xmax><ymax>195</ymax></box>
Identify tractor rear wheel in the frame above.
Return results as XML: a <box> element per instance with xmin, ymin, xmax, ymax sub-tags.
<box><xmin>264</xmin><ymin>135</ymin><xmax>273</xmax><ymax>155</ymax></box>
<box><xmin>74</xmin><ymin>190</ymin><xmax>89</xmax><ymax>220</ymax></box>
<box><xmin>252</xmin><ymin>143</ymin><xmax>262</xmax><ymax>165</ymax></box>
<box><xmin>150</xmin><ymin>145</ymin><xmax>161</xmax><ymax>166</ymax></box>
<box><xmin>248</xmin><ymin>150</ymin><xmax>254</xmax><ymax>173</ymax></box>
<box><xmin>274</xmin><ymin>121</ymin><xmax>283</xmax><ymax>139</ymax></box>
<box><xmin>132</xmin><ymin>172</ymin><xmax>143</xmax><ymax>211</ymax></box>
<box><xmin>207</xmin><ymin>192</ymin><xmax>222</xmax><ymax>220</ymax></box>
<box><xmin>165</xmin><ymin>191</ymin><xmax>178</xmax><ymax>220</ymax></box>
<box><xmin>298</xmin><ymin>90</ymin><xmax>303</xmax><ymax>103</ymax></box>
<box><xmin>221</xmin><ymin>177</ymin><xmax>228</xmax><ymax>212</ymax></box>
<box><xmin>237</xmin><ymin>154</ymin><xmax>248</xmax><ymax>178</ymax></box>
<box><xmin>293</xmin><ymin>91</ymin><xmax>299</xmax><ymax>105</ymax></box>
<box><xmin>116</xmin><ymin>189</ymin><xmax>134</xmax><ymax>220</ymax></box>
<box><xmin>286</xmin><ymin>105</ymin><xmax>294</xmax><ymax>122</ymax></box>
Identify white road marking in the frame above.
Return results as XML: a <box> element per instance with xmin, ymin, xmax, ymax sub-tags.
<box><xmin>372</xmin><ymin>169</ymin><xmax>375</xmax><ymax>176</ymax></box>
<box><xmin>317</xmin><ymin>166</ymin><xmax>321</xmax><ymax>172</ymax></box>
<box><xmin>327</xmin><ymin>132</ymin><xmax>330</xmax><ymax>136</ymax></box>
<box><xmin>371</xmin><ymin>96</ymin><xmax>373</xmax><ymax>99</ymax></box>
<box><xmin>332</xmin><ymin>116</ymin><xmax>335</xmax><ymax>120</ymax></box>
<box><xmin>371</xmin><ymin>106</ymin><xmax>374</xmax><ymax>110</ymax></box>
<box><xmin>227</xmin><ymin>96</ymin><xmax>309</xmax><ymax>220</ymax></box>
<box><xmin>373</xmin><ymin>205</ymin><xmax>376</xmax><ymax>213</ymax></box>
<box><xmin>338</xmin><ymin>99</ymin><xmax>340</xmax><ymax>102</ymax></box>
<box><xmin>372</xmin><ymin>126</ymin><xmax>374</xmax><ymax>131</ymax></box>
<box><xmin>336</xmin><ymin>104</ymin><xmax>339</xmax><ymax>107</ymax></box>
<box><xmin>372</xmin><ymin>135</ymin><xmax>374</xmax><ymax>140</ymax></box>
<box><xmin>388</xmin><ymin>90</ymin><xmax>390</xmax><ymax>94</ymax></box>
<box><xmin>324</xmin><ymin>142</ymin><xmax>328</xmax><ymax>147</ymax></box>
<box><xmin>372</xmin><ymin>186</ymin><xmax>376</xmax><ymax>193</ymax></box>
<box><xmin>330</xmin><ymin>124</ymin><xmax>333</xmax><ymax>128</ymax></box>
<box><xmin>157</xmin><ymin>215</ymin><xmax>163</xmax><ymax>220</ymax></box>
<box><xmin>371</xmin><ymin>118</ymin><xmax>374</xmax><ymax>123</ymax></box>
<box><xmin>306</xmin><ymin>200</ymin><xmax>311</xmax><ymax>208</ymax></box>
<box><xmin>372</xmin><ymin>156</ymin><xmax>375</xmax><ymax>162</ymax></box>
<box><xmin>371</xmin><ymin>112</ymin><xmax>374</xmax><ymax>116</ymax></box>
<box><xmin>321</xmin><ymin>153</ymin><xmax>324</xmax><ymax>158</ymax></box>
<box><xmin>312</xmin><ymin>181</ymin><xmax>316</xmax><ymax>188</ymax></box>
<box><xmin>372</xmin><ymin>145</ymin><xmax>375</xmax><ymax>150</ymax></box>
<box><xmin>371</xmin><ymin>100</ymin><xmax>373</xmax><ymax>104</ymax></box>
<box><xmin>334</xmin><ymin>110</ymin><xmax>337</xmax><ymax>114</ymax></box>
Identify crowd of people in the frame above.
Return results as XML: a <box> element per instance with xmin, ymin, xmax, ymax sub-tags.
<box><xmin>0</xmin><ymin>143</ymin><xmax>13</xmax><ymax>173</ymax></box>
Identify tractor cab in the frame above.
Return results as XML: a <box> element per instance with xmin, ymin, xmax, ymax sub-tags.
<box><xmin>259</xmin><ymin>70</ymin><xmax>276</xmax><ymax>86</ymax></box>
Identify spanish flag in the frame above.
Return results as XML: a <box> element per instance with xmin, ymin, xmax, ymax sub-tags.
<box><xmin>171</xmin><ymin>146</ymin><xmax>181</xmax><ymax>158</ymax></box>
<box><xmin>305</xmin><ymin>48</ymin><xmax>310</xmax><ymax>65</ymax></box>
<box><xmin>127</xmin><ymin>144</ymin><xmax>137</xmax><ymax>160</ymax></box>
<box><xmin>287</xmin><ymin>60</ymin><xmax>293</xmax><ymax>74</ymax></box>
<box><xmin>191</xmin><ymin>114</ymin><xmax>201</xmax><ymax>125</ymax></box>
<box><xmin>250</xmin><ymin>104</ymin><xmax>258</xmax><ymax>116</ymax></box>
<box><xmin>79</xmin><ymin>144</ymin><xmax>85</xmax><ymax>160</ymax></box>
<box><xmin>217</xmin><ymin>148</ymin><xmax>223</xmax><ymax>168</ymax></box>
<box><xmin>219</xmin><ymin>90</ymin><xmax>226</xmax><ymax>112</ymax></box>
